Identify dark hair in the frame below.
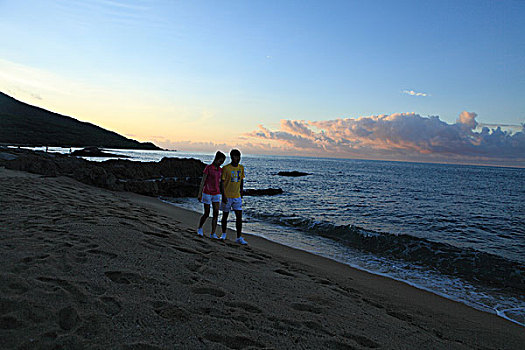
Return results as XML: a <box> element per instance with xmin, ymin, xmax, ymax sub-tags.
<box><xmin>213</xmin><ymin>151</ymin><xmax>226</xmax><ymax>162</ymax></box>
<box><xmin>230</xmin><ymin>149</ymin><xmax>241</xmax><ymax>157</ymax></box>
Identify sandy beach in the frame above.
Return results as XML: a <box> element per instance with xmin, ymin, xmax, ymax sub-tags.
<box><xmin>1</xmin><ymin>167</ymin><xmax>523</xmax><ymax>349</ymax></box>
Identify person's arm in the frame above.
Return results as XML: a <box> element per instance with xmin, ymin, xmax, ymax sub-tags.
<box><xmin>197</xmin><ymin>174</ymin><xmax>207</xmax><ymax>201</ymax></box>
<box><xmin>220</xmin><ymin>179</ymin><xmax>227</xmax><ymax>203</ymax></box>
<box><xmin>240</xmin><ymin>178</ymin><xmax>244</xmax><ymax>198</ymax></box>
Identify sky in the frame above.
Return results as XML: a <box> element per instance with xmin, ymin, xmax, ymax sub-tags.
<box><xmin>1</xmin><ymin>0</ymin><xmax>524</xmax><ymax>166</ymax></box>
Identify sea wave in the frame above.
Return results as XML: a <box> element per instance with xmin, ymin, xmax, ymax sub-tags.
<box><xmin>245</xmin><ymin>210</ymin><xmax>524</xmax><ymax>292</ymax></box>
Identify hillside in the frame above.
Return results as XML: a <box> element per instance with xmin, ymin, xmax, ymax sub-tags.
<box><xmin>0</xmin><ymin>92</ymin><xmax>161</xmax><ymax>150</ymax></box>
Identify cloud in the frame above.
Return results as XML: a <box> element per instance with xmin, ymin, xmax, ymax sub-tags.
<box><xmin>457</xmin><ymin>111</ymin><xmax>478</xmax><ymax>130</ymax></box>
<box><xmin>244</xmin><ymin>112</ymin><xmax>525</xmax><ymax>166</ymax></box>
<box><xmin>403</xmin><ymin>90</ymin><xmax>429</xmax><ymax>97</ymax></box>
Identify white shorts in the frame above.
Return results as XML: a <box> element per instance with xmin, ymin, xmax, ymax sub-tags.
<box><xmin>202</xmin><ymin>193</ymin><xmax>221</xmax><ymax>205</ymax></box>
<box><xmin>220</xmin><ymin>197</ymin><xmax>242</xmax><ymax>212</ymax></box>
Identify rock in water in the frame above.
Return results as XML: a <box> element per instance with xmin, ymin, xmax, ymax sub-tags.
<box><xmin>71</xmin><ymin>147</ymin><xmax>129</xmax><ymax>158</ymax></box>
<box><xmin>277</xmin><ymin>171</ymin><xmax>311</xmax><ymax>177</ymax></box>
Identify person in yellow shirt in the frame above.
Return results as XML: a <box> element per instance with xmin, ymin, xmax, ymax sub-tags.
<box><xmin>220</xmin><ymin>149</ymin><xmax>247</xmax><ymax>245</ymax></box>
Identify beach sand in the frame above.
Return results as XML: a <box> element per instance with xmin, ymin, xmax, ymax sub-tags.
<box><xmin>1</xmin><ymin>167</ymin><xmax>523</xmax><ymax>349</ymax></box>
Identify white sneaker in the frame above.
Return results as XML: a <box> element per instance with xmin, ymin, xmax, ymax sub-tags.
<box><xmin>220</xmin><ymin>233</ymin><xmax>227</xmax><ymax>240</ymax></box>
<box><xmin>235</xmin><ymin>237</ymin><xmax>248</xmax><ymax>245</ymax></box>
<box><xmin>197</xmin><ymin>228</ymin><xmax>204</xmax><ymax>237</ymax></box>
<box><xmin>210</xmin><ymin>233</ymin><xmax>219</xmax><ymax>239</ymax></box>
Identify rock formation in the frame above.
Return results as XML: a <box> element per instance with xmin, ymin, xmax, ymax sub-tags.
<box><xmin>277</xmin><ymin>171</ymin><xmax>311</xmax><ymax>177</ymax></box>
<box><xmin>71</xmin><ymin>147</ymin><xmax>129</xmax><ymax>158</ymax></box>
<box><xmin>0</xmin><ymin>148</ymin><xmax>284</xmax><ymax>198</ymax></box>
<box><xmin>0</xmin><ymin>148</ymin><xmax>203</xmax><ymax>197</ymax></box>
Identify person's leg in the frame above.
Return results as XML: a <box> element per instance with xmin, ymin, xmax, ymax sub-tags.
<box><xmin>221</xmin><ymin>210</ymin><xmax>229</xmax><ymax>234</ymax></box>
<box><xmin>211</xmin><ymin>202</ymin><xmax>220</xmax><ymax>235</ymax></box>
<box><xmin>234</xmin><ymin>210</ymin><xmax>242</xmax><ymax>238</ymax></box>
<box><xmin>199</xmin><ymin>204</ymin><xmax>210</xmax><ymax>228</ymax></box>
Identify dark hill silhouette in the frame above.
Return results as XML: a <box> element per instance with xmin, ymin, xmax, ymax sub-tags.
<box><xmin>0</xmin><ymin>92</ymin><xmax>161</xmax><ymax>150</ymax></box>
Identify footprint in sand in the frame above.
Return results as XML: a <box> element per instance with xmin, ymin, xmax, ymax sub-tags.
<box><xmin>4</xmin><ymin>280</ymin><xmax>29</xmax><ymax>295</ymax></box>
<box><xmin>179</xmin><ymin>274</ymin><xmax>200</xmax><ymax>285</ymax></box>
<box><xmin>185</xmin><ymin>261</ymin><xmax>203</xmax><ymax>273</ymax></box>
<box><xmin>248</xmin><ymin>252</ymin><xmax>271</xmax><ymax>260</ymax></box>
<box><xmin>249</xmin><ymin>259</ymin><xmax>265</xmax><ymax>265</ymax></box>
<box><xmin>306</xmin><ymin>294</ymin><xmax>334</xmax><ymax>307</ymax></box>
<box><xmin>86</xmin><ymin>249</ymin><xmax>118</xmax><ymax>259</ymax></box>
<box><xmin>194</xmin><ymin>246</ymin><xmax>214</xmax><ymax>255</ymax></box>
<box><xmin>142</xmin><ymin>238</ymin><xmax>166</xmax><ymax>250</ymax></box>
<box><xmin>225</xmin><ymin>255</ymin><xmax>250</xmax><ymax>264</ymax></box>
<box><xmin>342</xmin><ymin>332</ymin><xmax>381</xmax><ymax>348</ymax></box>
<box><xmin>314</xmin><ymin>277</ymin><xmax>332</xmax><ymax>285</ymax></box>
<box><xmin>191</xmin><ymin>286</ymin><xmax>226</xmax><ymax>297</ymax></box>
<box><xmin>143</xmin><ymin>230</ymin><xmax>170</xmax><ymax>239</ymax></box>
<box><xmin>20</xmin><ymin>254</ymin><xmax>50</xmax><ymax>264</ymax></box>
<box><xmin>104</xmin><ymin>271</ymin><xmax>142</xmax><ymax>285</ymax></box>
<box><xmin>203</xmin><ymin>333</ymin><xmax>265</xmax><ymax>350</ymax></box>
<box><xmin>152</xmin><ymin>301</ymin><xmax>190</xmax><ymax>321</ymax></box>
<box><xmin>245</xmin><ymin>253</ymin><xmax>267</xmax><ymax>265</ymax></box>
<box><xmin>36</xmin><ymin>277</ymin><xmax>88</xmax><ymax>302</ymax></box>
<box><xmin>58</xmin><ymin>305</ymin><xmax>80</xmax><ymax>331</ymax></box>
<box><xmin>100</xmin><ymin>296</ymin><xmax>121</xmax><ymax>316</ymax></box>
<box><xmin>330</xmin><ymin>285</ymin><xmax>362</xmax><ymax>300</ymax></box>
<box><xmin>290</xmin><ymin>303</ymin><xmax>323</xmax><ymax>314</ymax></box>
<box><xmin>386</xmin><ymin>309</ymin><xmax>413</xmax><ymax>322</ymax></box>
<box><xmin>172</xmin><ymin>245</ymin><xmax>200</xmax><ymax>255</ymax></box>
<box><xmin>225</xmin><ymin>301</ymin><xmax>263</xmax><ymax>314</ymax></box>
<box><xmin>119</xmin><ymin>220</ymin><xmax>136</xmax><ymax>227</ymax></box>
<box><xmin>268</xmin><ymin>316</ymin><xmax>303</xmax><ymax>331</ymax></box>
<box><xmin>81</xmin><ymin>282</ymin><xmax>106</xmax><ymax>296</ymax></box>
<box><xmin>361</xmin><ymin>297</ymin><xmax>384</xmax><ymax>309</ymax></box>
<box><xmin>303</xmin><ymin>320</ymin><xmax>332</xmax><ymax>335</ymax></box>
<box><xmin>274</xmin><ymin>268</ymin><xmax>296</xmax><ymax>277</ymax></box>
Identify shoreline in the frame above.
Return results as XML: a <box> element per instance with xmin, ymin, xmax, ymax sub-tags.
<box><xmin>1</xmin><ymin>167</ymin><xmax>523</xmax><ymax>349</ymax></box>
<box><xmin>152</xmin><ymin>195</ymin><xmax>524</xmax><ymax>327</ymax></box>
<box><xmin>161</xmin><ymin>198</ymin><xmax>525</xmax><ymax>327</ymax></box>
<box><xmin>125</xmin><ymin>188</ymin><xmax>525</xmax><ymax>332</ymax></box>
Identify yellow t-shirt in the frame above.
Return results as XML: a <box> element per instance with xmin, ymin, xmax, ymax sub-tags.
<box><xmin>221</xmin><ymin>164</ymin><xmax>245</xmax><ymax>198</ymax></box>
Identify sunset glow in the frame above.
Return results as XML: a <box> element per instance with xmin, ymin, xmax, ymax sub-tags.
<box><xmin>1</xmin><ymin>0</ymin><xmax>524</xmax><ymax>166</ymax></box>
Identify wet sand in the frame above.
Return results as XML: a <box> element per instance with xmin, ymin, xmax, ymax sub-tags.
<box><xmin>0</xmin><ymin>167</ymin><xmax>523</xmax><ymax>349</ymax></box>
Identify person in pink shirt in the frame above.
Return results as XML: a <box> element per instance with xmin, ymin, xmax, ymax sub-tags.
<box><xmin>197</xmin><ymin>151</ymin><xmax>226</xmax><ymax>238</ymax></box>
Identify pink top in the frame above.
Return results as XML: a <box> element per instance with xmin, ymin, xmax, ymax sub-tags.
<box><xmin>203</xmin><ymin>164</ymin><xmax>222</xmax><ymax>195</ymax></box>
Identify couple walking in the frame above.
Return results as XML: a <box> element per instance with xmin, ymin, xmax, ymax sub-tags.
<box><xmin>197</xmin><ymin>149</ymin><xmax>248</xmax><ymax>245</ymax></box>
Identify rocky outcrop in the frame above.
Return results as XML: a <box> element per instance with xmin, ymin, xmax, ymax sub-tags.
<box><xmin>0</xmin><ymin>152</ymin><xmax>18</xmax><ymax>161</ymax></box>
<box><xmin>71</xmin><ymin>147</ymin><xmax>129</xmax><ymax>158</ymax></box>
<box><xmin>74</xmin><ymin>166</ymin><xmax>117</xmax><ymax>188</ymax></box>
<box><xmin>277</xmin><ymin>171</ymin><xmax>311</xmax><ymax>177</ymax></box>
<box><xmin>0</xmin><ymin>148</ymin><xmax>204</xmax><ymax>197</ymax></box>
<box><xmin>0</xmin><ymin>149</ymin><xmax>287</xmax><ymax>198</ymax></box>
<box><xmin>2</xmin><ymin>152</ymin><xmax>59</xmax><ymax>177</ymax></box>
<box><xmin>100</xmin><ymin>157</ymin><xmax>204</xmax><ymax>181</ymax></box>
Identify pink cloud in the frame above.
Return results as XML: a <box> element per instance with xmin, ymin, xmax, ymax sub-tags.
<box><xmin>244</xmin><ymin>112</ymin><xmax>525</xmax><ymax>165</ymax></box>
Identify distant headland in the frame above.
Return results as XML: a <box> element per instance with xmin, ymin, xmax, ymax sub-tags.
<box><xmin>0</xmin><ymin>91</ymin><xmax>161</xmax><ymax>150</ymax></box>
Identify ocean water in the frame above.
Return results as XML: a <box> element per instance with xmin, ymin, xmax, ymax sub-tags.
<box><xmin>27</xmin><ymin>147</ymin><xmax>525</xmax><ymax>325</ymax></box>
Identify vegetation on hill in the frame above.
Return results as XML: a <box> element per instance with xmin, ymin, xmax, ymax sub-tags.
<box><xmin>0</xmin><ymin>92</ymin><xmax>161</xmax><ymax>150</ymax></box>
